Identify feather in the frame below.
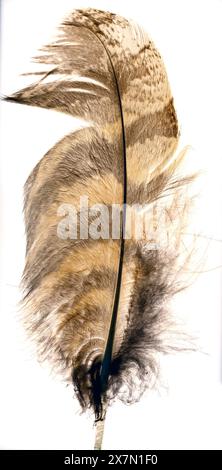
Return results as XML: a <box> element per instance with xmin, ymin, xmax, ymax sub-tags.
<box><xmin>5</xmin><ymin>9</ymin><xmax>194</xmax><ymax>449</ymax></box>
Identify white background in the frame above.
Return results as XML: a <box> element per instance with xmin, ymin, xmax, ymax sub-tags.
<box><xmin>0</xmin><ymin>0</ymin><xmax>222</xmax><ymax>450</ymax></box>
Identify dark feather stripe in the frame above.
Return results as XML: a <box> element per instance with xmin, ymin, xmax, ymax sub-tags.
<box><xmin>127</xmin><ymin>172</ymin><xmax>170</xmax><ymax>205</ymax></box>
<box><xmin>126</xmin><ymin>99</ymin><xmax>178</xmax><ymax>146</ymax></box>
<box><xmin>42</xmin><ymin>267</ymin><xmax>116</xmax><ymax>310</ymax></box>
<box><xmin>127</xmin><ymin>173</ymin><xmax>194</xmax><ymax>205</ymax></box>
<box><xmin>23</xmin><ymin>232</ymin><xmax>120</xmax><ymax>295</ymax></box>
<box><xmin>25</xmin><ymin>268</ymin><xmax>116</xmax><ymax>336</ymax></box>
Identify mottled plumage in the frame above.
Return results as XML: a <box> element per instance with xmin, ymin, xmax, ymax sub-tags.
<box><xmin>6</xmin><ymin>9</ymin><xmax>194</xmax><ymax>449</ymax></box>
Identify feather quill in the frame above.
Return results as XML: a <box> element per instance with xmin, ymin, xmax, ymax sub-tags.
<box><xmin>5</xmin><ymin>9</ymin><xmax>194</xmax><ymax>449</ymax></box>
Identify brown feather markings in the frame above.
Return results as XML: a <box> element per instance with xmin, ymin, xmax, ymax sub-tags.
<box><xmin>6</xmin><ymin>9</ymin><xmax>194</xmax><ymax>428</ymax></box>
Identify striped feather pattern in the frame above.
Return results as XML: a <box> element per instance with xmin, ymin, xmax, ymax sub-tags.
<box><xmin>6</xmin><ymin>9</ymin><xmax>194</xmax><ymax>447</ymax></box>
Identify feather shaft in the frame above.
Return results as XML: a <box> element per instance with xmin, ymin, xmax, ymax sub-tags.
<box><xmin>94</xmin><ymin>415</ymin><xmax>106</xmax><ymax>450</ymax></box>
<box><xmin>95</xmin><ymin>39</ymin><xmax>127</xmax><ymax>417</ymax></box>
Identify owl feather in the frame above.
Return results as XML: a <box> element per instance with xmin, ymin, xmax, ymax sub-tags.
<box><xmin>5</xmin><ymin>9</ymin><xmax>194</xmax><ymax>449</ymax></box>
